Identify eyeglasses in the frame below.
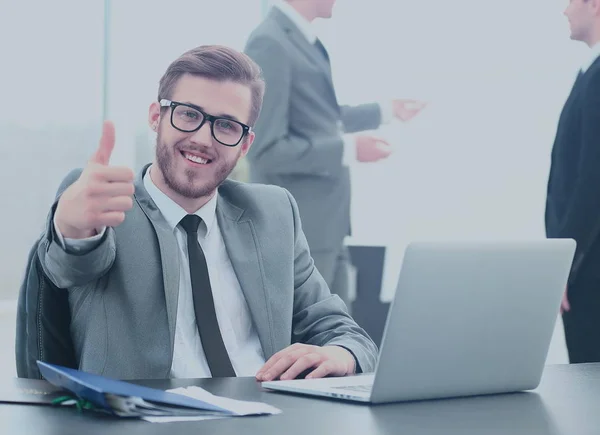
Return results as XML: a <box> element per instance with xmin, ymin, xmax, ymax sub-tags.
<box><xmin>159</xmin><ymin>99</ymin><xmax>251</xmax><ymax>147</ymax></box>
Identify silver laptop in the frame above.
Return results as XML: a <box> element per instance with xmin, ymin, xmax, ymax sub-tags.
<box><xmin>262</xmin><ymin>240</ymin><xmax>576</xmax><ymax>403</ymax></box>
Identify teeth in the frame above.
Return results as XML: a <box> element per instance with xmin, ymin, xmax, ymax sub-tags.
<box><xmin>184</xmin><ymin>153</ymin><xmax>209</xmax><ymax>164</ymax></box>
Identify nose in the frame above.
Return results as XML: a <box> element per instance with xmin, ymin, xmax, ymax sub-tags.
<box><xmin>189</xmin><ymin>120</ymin><xmax>213</xmax><ymax>146</ymax></box>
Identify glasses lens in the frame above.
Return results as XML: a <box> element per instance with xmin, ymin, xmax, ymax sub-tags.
<box><xmin>213</xmin><ymin>118</ymin><xmax>244</xmax><ymax>146</ymax></box>
<box><xmin>172</xmin><ymin>105</ymin><xmax>204</xmax><ymax>132</ymax></box>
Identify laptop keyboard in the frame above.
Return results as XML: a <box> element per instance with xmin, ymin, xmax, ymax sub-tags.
<box><xmin>333</xmin><ymin>384</ymin><xmax>372</xmax><ymax>393</ymax></box>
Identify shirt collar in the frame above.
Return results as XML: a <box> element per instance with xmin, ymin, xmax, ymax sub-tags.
<box><xmin>274</xmin><ymin>1</ymin><xmax>317</xmax><ymax>44</ymax></box>
<box><xmin>143</xmin><ymin>165</ymin><xmax>218</xmax><ymax>238</ymax></box>
<box><xmin>582</xmin><ymin>42</ymin><xmax>600</xmax><ymax>73</ymax></box>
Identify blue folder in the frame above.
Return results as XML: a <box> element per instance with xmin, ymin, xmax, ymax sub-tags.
<box><xmin>37</xmin><ymin>361</ymin><xmax>230</xmax><ymax>415</ymax></box>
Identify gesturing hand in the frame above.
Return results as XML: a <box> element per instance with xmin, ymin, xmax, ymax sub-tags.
<box><xmin>54</xmin><ymin>121</ymin><xmax>135</xmax><ymax>239</ymax></box>
<box><xmin>393</xmin><ymin>99</ymin><xmax>427</xmax><ymax>122</ymax></box>
<box><xmin>355</xmin><ymin>135</ymin><xmax>392</xmax><ymax>162</ymax></box>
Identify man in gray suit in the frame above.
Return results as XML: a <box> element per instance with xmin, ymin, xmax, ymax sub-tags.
<box><xmin>244</xmin><ymin>0</ymin><xmax>425</xmax><ymax>307</ymax></box>
<box><xmin>38</xmin><ymin>45</ymin><xmax>376</xmax><ymax>381</ymax></box>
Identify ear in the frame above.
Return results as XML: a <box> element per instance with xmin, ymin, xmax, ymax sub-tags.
<box><xmin>148</xmin><ymin>101</ymin><xmax>161</xmax><ymax>131</ymax></box>
<box><xmin>239</xmin><ymin>131</ymin><xmax>255</xmax><ymax>158</ymax></box>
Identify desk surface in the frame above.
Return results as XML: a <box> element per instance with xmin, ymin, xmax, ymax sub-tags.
<box><xmin>1</xmin><ymin>364</ymin><xmax>599</xmax><ymax>435</ymax></box>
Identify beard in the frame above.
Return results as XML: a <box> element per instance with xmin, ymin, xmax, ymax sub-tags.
<box><xmin>155</xmin><ymin>135</ymin><xmax>240</xmax><ymax>199</ymax></box>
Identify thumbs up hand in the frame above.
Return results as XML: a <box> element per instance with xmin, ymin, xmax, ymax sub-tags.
<box><xmin>55</xmin><ymin>121</ymin><xmax>135</xmax><ymax>239</ymax></box>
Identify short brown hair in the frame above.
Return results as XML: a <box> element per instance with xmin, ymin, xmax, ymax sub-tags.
<box><xmin>158</xmin><ymin>45</ymin><xmax>265</xmax><ymax>126</ymax></box>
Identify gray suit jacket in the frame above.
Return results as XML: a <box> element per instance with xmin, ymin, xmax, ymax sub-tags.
<box><xmin>244</xmin><ymin>7</ymin><xmax>382</xmax><ymax>251</ymax></box>
<box><xmin>37</xmin><ymin>165</ymin><xmax>377</xmax><ymax>379</ymax></box>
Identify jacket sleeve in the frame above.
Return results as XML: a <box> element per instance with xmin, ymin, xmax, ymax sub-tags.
<box><xmin>287</xmin><ymin>189</ymin><xmax>378</xmax><ymax>372</ymax></box>
<box><xmin>244</xmin><ymin>36</ymin><xmax>345</xmax><ymax>177</ymax></box>
<box><xmin>340</xmin><ymin>103</ymin><xmax>382</xmax><ymax>133</ymax></box>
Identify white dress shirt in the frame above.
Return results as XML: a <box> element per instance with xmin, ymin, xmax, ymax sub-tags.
<box><xmin>274</xmin><ymin>1</ymin><xmax>393</xmax><ymax>166</ymax></box>
<box><xmin>582</xmin><ymin>42</ymin><xmax>600</xmax><ymax>74</ymax></box>
<box><xmin>275</xmin><ymin>0</ymin><xmax>317</xmax><ymax>44</ymax></box>
<box><xmin>55</xmin><ymin>166</ymin><xmax>266</xmax><ymax>378</ymax></box>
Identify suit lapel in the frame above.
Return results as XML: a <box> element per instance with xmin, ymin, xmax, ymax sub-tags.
<box><xmin>287</xmin><ymin>26</ymin><xmax>332</xmax><ymax>76</ymax></box>
<box><xmin>269</xmin><ymin>8</ymin><xmax>337</xmax><ymax>99</ymax></box>
<box><xmin>133</xmin><ymin>165</ymin><xmax>180</xmax><ymax>374</ymax></box>
<box><xmin>216</xmin><ymin>195</ymin><xmax>275</xmax><ymax>359</ymax></box>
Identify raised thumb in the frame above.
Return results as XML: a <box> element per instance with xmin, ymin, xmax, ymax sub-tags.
<box><xmin>90</xmin><ymin>120</ymin><xmax>116</xmax><ymax>165</ymax></box>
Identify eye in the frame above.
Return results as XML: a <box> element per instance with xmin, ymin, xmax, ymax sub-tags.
<box><xmin>217</xmin><ymin>120</ymin><xmax>233</xmax><ymax>130</ymax></box>
<box><xmin>181</xmin><ymin>110</ymin><xmax>200</xmax><ymax>120</ymax></box>
<box><xmin>215</xmin><ymin>119</ymin><xmax>242</xmax><ymax>134</ymax></box>
<box><xmin>174</xmin><ymin>105</ymin><xmax>202</xmax><ymax>123</ymax></box>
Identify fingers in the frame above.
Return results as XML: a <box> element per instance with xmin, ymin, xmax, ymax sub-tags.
<box><xmin>83</xmin><ymin>182</ymin><xmax>135</xmax><ymax>216</ymax></box>
<box><xmin>91</xmin><ymin>166</ymin><xmax>136</xmax><ymax>183</ymax></box>
<box><xmin>82</xmin><ymin>197</ymin><xmax>133</xmax><ymax>226</ymax></box>
<box><xmin>280</xmin><ymin>353</ymin><xmax>323</xmax><ymax>381</ymax></box>
<box><xmin>87</xmin><ymin>182</ymin><xmax>135</xmax><ymax>198</ymax></box>
<box><xmin>91</xmin><ymin>121</ymin><xmax>116</xmax><ymax>165</ymax></box>
<box><xmin>374</xmin><ymin>138</ymin><xmax>392</xmax><ymax>157</ymax></box>
<box><xmin>406</xmin><ymin>101</ymin><xmax>428</xmax><ymax>111</ymax></box>
<box><xmin>99</xmin><ymin>196</ymin><xmax>134</xmax><ymax>213</ymax></box>
<box><xmin>262</xmin><ymin>351</ymin><xmax>346</xmax><ymax>381</ymax></box>
<box><xmin>256</xmin><ymin>344</ymin><xmax>355</xmax><ymax>382</ymax></box>
<box><xmin>306</xmin><ymin>361</ymin><xmax>339</xmax><ymax>380</ymax></box>
<box><xmin>256</xmin><ymin>344</ymin><xmax>308</xmax><ymax>381</ymax></box>
<box><xmin>374</xmin><ymin>137</ymin><xmax>391</xmax><ymax>147</ymax></box>
<box><xmin>396</xmin><ymin>99</ymin><xmax>427</xmax><ymax>109</ymax></box>
<box><xmin>258</xmin><ymin>351</ymin><xmax>303</xmax><ymax>381</ymax></box>
<box><xmin>256</xmin><ymin>353</ymin><xmax>286</xmax><ymax>381</ymax></box>
<box><xmin>394</xmin><ymin>99</ymin><xmax>428</xmax><ymax>122</ymax></box>
<box><xmin>95</xmin><ymin>211</ymin><xmax>126</xmax><ymax>228</ymax></box>
<box><xmin>86</xmin><ymin>196</ymin><xmax>133</xmax><ymax>221</ymax></box>
<box><xmin>257</xmin><ymin>347</ymin><xmax>291</xmax><ymax>378</ymax></box>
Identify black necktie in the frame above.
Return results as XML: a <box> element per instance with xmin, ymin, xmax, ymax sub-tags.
<box><xmin>314</xmin><ymin>38</ymin><xmax>330</xmax><ymax>63</ymax></box>
<box><xmin>180</xmin><ymin>214</ymin><xmax>235</xmax><ymax>377</ymax></box>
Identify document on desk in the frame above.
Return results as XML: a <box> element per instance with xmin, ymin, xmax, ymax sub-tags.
<box><xmin>36</xmin><ymin>361</ymin><xmax>281</xmax><ymax>421</ymax></box>
<box><xmin>143</xmin><ymin>386</ymin><xmax>281</xmax><ymax>423</ymax></box>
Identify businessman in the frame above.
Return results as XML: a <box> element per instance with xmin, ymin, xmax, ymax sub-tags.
<box><xmin>37</xmin><ymin>45</ymin><xmax>377</xmax><ymax>380</ymax></box>
<box><xmin>244</xmin><ymin>0</ymin><xmax>425</xmax><ymax>308</ymax></box>
<box><xmin>546</xmin><ymin>0</ymin><xmax>600</xmax><ymax>363</ymax></box>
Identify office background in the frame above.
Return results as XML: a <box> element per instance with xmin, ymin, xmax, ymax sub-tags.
<box><xmin>0</xmin><ymin>0</ymin><xmax>588</xmax><ymax>375</ymax></box>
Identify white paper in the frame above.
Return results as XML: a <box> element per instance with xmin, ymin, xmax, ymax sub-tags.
<box><xmin>142</xmin><ymin>415</ymin><xmax>226</xmax><ymax>423</ymax></box>
<box><xmin>142</xmin><ymin>386</ymin><xmax>281</xmax><ymax>423</ymax></box>
<box><xmin>167</xmin><ymin>386</ymin><xmax>282</xmax><ymax>416</ymax></box>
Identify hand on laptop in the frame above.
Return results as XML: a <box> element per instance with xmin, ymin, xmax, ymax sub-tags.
<box><xmin>255</xmin><ymin>344</ymin><xmax>356</xmax><ymax>381</ymax></box>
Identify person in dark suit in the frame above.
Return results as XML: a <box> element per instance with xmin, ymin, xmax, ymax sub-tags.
<box><xmin>244</xmin><ymin>0</ymin><xmax>426</xmax><ymax>309</ymax></box>
<box><xmin>546</xmin><ymin>0</ymin><xmax>600</xmax><ymax>363</ymax></box>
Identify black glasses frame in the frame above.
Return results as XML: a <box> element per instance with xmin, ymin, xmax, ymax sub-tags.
<box><xmin>159</xmin><ymin>99</ymin><xmax>251</xmax><ymax>147</ymax></box>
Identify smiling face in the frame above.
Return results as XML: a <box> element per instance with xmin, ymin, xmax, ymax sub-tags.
<box><xmin>148</xmin><ymin>74</ymin><xmax>255</xmax><ymax>211</ymax></box>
